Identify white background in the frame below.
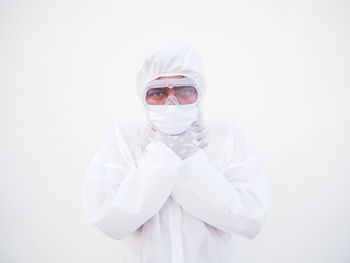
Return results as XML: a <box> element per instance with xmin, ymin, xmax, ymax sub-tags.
<box><xmin>1</xmin><ymin>0</ymin><xmax>350</xmax><ymax>262</ymax></box>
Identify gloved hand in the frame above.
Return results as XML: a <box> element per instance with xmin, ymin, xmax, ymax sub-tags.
<box><xmin>138</xmin><ymin>120</ymin><xmax>209</xmax><ymax>160</ymax></box>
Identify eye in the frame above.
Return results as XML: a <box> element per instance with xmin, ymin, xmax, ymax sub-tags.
<box><xmin>146</xmin><ymin>88</ymin><xmax>166</xmax><ymax>98</ymax></box>
<box><xmin>182</xmin><ymin>90</ymin><xmax>193</xmax><ymax>94</ymax></box>
<box><xmin>150</xmin><ymin>91</ymin><xmax>163</xmax><ymax>97</ymax></box>
<box><xmin>179</xmin><ymin>87</ymin><xmax>197</xmax><ymax>95</ymax></box>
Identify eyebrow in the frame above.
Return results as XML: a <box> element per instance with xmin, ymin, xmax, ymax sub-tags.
<box><xmin>147</xmin><ymin>88</ymin><xmax>163</xmax><ymax>92</ymax></box>
<box><xmin>149</xmin><ymin>88</ymin><xmax>162</xmax><ymax>91</ymax></box>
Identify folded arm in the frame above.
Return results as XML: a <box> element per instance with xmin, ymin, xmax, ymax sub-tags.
<box><xmin>171</xmin><ymin>125</ymin><xmax>269</xmax><ymax>239</ymax></box>
<box><xmin>82</xmin><ymin>127</ymin><xmax>181</xmax><ymax>240</ymax></box>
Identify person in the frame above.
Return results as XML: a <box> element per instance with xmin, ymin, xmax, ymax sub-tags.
<box><xmin>82</xmin><ymin>43</ymin><xmax>269</xmax><ymax>263</ymax></box>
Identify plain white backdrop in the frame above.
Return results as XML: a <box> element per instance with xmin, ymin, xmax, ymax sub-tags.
<box><xmin>1</xmin><ymin>0</ymin><xmax>349</xmax><ymax>262</ymax></box>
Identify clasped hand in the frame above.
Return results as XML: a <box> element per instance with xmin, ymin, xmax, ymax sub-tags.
<box><xmin>138</xmin><ymin>121</ymin><xmax>209</xmax><ymax>160</ymax></box>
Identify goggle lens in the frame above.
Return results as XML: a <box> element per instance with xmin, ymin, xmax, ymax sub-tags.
<box><xmin>145</xmin><ymin>86</ymin><xmax>198</xmax><ymax>105</ymax></box>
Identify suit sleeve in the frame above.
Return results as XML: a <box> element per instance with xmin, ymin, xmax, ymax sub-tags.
<box><xmin>171</xmin><ymin>125</ymin><xmax>269</xmax><ymax>239</ymax></box>
<box><xmin>82</xmin><ymin>126</ymin><xmax>181</xmax><ymax>240</ymax></box>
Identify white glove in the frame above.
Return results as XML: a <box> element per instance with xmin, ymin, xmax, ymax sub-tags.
<box><xmin>138</xmin><ymin>120</ymin><xmax>209</xmax><ymax>160</ymax></box>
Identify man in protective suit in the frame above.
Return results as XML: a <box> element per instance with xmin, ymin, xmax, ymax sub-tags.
<box><xmin>82</xmin><ymin>43</ymin><xmax>269</xmax><ymax>263</ymax></box>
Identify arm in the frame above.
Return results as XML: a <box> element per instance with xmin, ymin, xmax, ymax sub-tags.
<box><xmin>82</xmin><ymin>126</ymin><xmax>181</xmax><ymax>240</ymax></box>
<box><xmin>171</xmin><ymin>125</ymin><xmax>269</xmax><ymax>239</ymax></box>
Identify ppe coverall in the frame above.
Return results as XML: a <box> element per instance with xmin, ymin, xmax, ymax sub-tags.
<box><xmin>82</xmin><ymin>43</ymin><xmax>269</xmax><ymax>263</ymax></box>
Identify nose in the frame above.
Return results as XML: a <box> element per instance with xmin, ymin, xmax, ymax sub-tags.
<box><xmin>167</xmin><ymin>96</ymin><xmax>177</xmax><ymax>105</ymax></box>
<box><xmin>168</xmin><ymin>89</ymin><xmax>176</xmax><ymax>105</ymax></box>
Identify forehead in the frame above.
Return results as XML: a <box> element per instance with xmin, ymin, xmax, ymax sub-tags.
<box><xmin>156</xmin><ymin>75</ymin><xmax>184</xmax><ymax>80</ymax></box>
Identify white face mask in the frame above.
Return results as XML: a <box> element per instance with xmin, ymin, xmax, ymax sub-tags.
<box><xmin>147</xmin><ymin>105</ymin><xmax>199</xmax><ymax>135</ymax></box>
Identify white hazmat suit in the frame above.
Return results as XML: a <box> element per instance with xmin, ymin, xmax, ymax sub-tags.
<box><xmin>82</xmin><ymin>43</ymin><xmax>269</xmax><ymax>263</ymax></box>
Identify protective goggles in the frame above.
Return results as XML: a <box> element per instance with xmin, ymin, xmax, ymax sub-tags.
<box><xmin>143</xmin><ymin>77</ymin><xmax>200</xmax><ymax>107</ymax></box>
